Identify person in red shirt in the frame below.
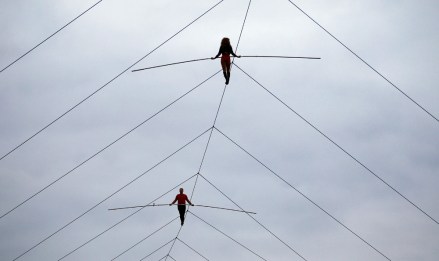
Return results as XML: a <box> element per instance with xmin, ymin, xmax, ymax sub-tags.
<box><xmin>170</xmin><ymin>188</ymin><xmax>194</xmax><ymax>226</ymax></box>
<box><xmin>211</xmin><ymin>37</ymin><xmax>241</xmax><ymax>85</ymax></box>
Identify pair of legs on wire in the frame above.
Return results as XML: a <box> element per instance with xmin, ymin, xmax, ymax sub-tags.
<box><xmin>211</xmin><ymin>37</ymin><xmax>241</xmax><ymax>85</ymax></box>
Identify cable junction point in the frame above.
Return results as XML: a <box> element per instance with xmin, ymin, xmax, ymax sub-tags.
<box><xmin>131</xmin><ymin>55</ymin><xmax>321</xmax><ymax>72</ymax></box>
<box><xmin>108</xmin><ymin>203</ymin><xmax>256</xmax><ymax>214</ymax></box>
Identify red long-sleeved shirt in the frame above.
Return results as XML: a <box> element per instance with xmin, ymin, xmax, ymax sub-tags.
<box><xmin>173</xmin><ymin>194</ymin><xmax>191</xmax><ymax>205</ymax></box>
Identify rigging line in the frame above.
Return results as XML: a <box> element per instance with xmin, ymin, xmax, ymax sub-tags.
<box><xmin>213</xmin><ymin>127</ymin><xmax>392</xmax><ymax>261</ymax></box>
<box><xmin>0</xmin><ymin>70</ymin><xmax>220</xmax><ymax>220</ymax></box>
<box><xmin>158</xmin><ymin>256</ymin><xmax>167</xmax><ymax>261</ymax></box>
<box><xmin>13</xmin><ymin>127</ymin><xmax>207</xmax><ymax>261</ymax></box>
<box><xmin>165</xmin><ymin>220</ymin><xmax>183</xmax><ymax>261</ymax></box>
<box><xmin>168</xmin><ymin>256</ymin><xmax>177</xmax><ymax>261</ymax></box>
<box><xmin>0</xmin><ymin>0</ymin><xmax>224</xmax><ymax>163</ymax></box>
<box><xmin>189</xmin><ymin>171</ymin><xmax>200</xmax><ymax>203</ymax></box>
<box><xmin>108</xmin><ymin>203</ymin><xmax>256</xmax><ymax>214</ymax></box>
<box><xmin>198</xmin><ymin>174</ymin><xmax>308</xmax><ymax>261</ymax></box>
<box><xmin>176</xmin><ymin>238</ymin><xmax>210</xmax><ymax>261</ymax></box>
<box><xmin>139</xmin><ymin>238</ymin><xmax>176</xmax><ymax>261</ymax></box>
<box><xmin>188</xmin><ymin>211</ymin><xmax>268</xmax><ymax>261</ymax></box>
<box><xmin>286</xmin><ymin>0</ymin><xmax>438</xmax><ymax>123</ymax></box>
<box><xmin>235</xmin><ymin>0</ymin><xmax>252</xmax><ymax>53</ymax></box>
<box><xmin>56</xmin><ymin>174</ymin><xmax>199</xmax><ymax>261</ymax></box>
<box><xmin>0</xmin><ymin>1</ymin><xmax>104</xmax><ymax>74</ymax></box>
<box><xmin>132</xmin><ymin>55</ymin><xmax>319</xmax><ymax>72</ymax></box>
<box><xmin>111</xmin><ymin>217</ymin><xmax>179</xmax><ymax>261</ymax></box>
<box><xmin>234</xmin><ymin>63</ymin><xmax>439</xmax><ymax>225</ymax></box>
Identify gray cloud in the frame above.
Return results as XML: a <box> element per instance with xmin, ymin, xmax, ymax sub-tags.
<box><xmin>1</xmin><ymin>0</ymin><xmax>438</xmax><ymax>260</ymax></box>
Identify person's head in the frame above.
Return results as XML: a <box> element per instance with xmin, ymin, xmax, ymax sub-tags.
<box><xmin>179</xmin><ymin>188</ymin><xmax>184</xmax><ymax>194</ymax></box>
<box><xmin>221</xmin><ymin>37</ymin><xmax>230</xmax><ymax>47</ymax></box>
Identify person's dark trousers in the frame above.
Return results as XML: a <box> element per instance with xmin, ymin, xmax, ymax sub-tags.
<box><xmin>178</xmin><ymin>205</ymin><xmax>186</xmax><ymax>225</ymax></box>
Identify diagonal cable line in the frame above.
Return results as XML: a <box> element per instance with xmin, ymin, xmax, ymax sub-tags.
<box><xmin>234</xmin><ymin>63</ymin><xmax>438</xmax><ymax>225</ymax></box>
<box><xmin>164</xmin><ymin>226</ymin><xmax>182</xmax><ymax>261</ymax></box>
<box><xmin>176</xmin><ymin>238</ymin><xmax>210</xmax><ymax>261</ymax></box>
<box><xmin>197</xmin><ymin>84</ymin><xmax>227</xmax><ymax>173</ymax></box>
<box><xmin>0</xmin><ymin>0</ymin><xmax>224</xmax><ymax>163</ymax></box>
<box><xmin>139</xmin><ymin>238</ymin><xmax>176</xmax><ymax>261</ymax></box>
<box><xmin>0</xmin><ymin>1</ymin><xmax>104</xmax><ymax>74</ymax></box>
<box><xmin>188</xmin><ymin>211</ymin><xmax>268</xmax><ymax>261</ymax></box>
<box><xmin>198</xmin><ymin>174</ymin><xmax>308</xmax><ymax>261</ymax></box>
<box><xmin>56</xmin><ymin>174</ymin><xmax>199</xmax><ymax>261</ymax></box>
<box><xmin>213</xmin><ymin>127</ymin><xmax>391</xmax><ymax>260</ymax></box>
<box><xmin>111</xmin><ymin>217</ymin><xmax>179</xmax><ymax>260</ymax></box>
<box><xmin>166</xmin><ymin>255</ymin><xmax>177</xmax><ymax>261</ymax></box>
<box><xmin>0</xmin><ymin>70</ymin><xmax>220</xmax><ymax>220</ymax></box>
<box><xmin>234</xmin><ymin>0</ymin><xmax>252</xmax><ymax>54</ymax></box>
<box><xmin>12</xmin><ymin>126</ymin><xmax>209</xmax><ymax>260</ymax></box>
<box><xmin>286</xmin><ymin>0</ymin><xmax>438</xmax><ymax>123</ymax></box>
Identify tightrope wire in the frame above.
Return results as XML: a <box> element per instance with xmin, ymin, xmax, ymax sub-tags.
<box><xmin>176</xmin><ymin>238</ymin><xmax>210</xmax><ymax>261</ymax></box>
<box><xmin>139</xmin><ymin>238</ymin><xmax>175</xmax><ymax>261</ymax></box>
<box><xmin>165</xmin><ymin>1</ymin><xmax>253</xmax><ymax>260</ymax></box>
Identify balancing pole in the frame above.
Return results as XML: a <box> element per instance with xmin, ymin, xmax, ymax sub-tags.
<box><xmin>132</xmin><ymin>55</ymin><xmax>320</xmax><ymax>72</ymax></box>
<box><xmin>132</xmin><ymin>58</ymin><xmax>212</xmax><ymax>72</ymax></box>
<box><xmin>108</xmin><ymin>203</ymin><xmax>256</xmax><ymax>215</ymax></box>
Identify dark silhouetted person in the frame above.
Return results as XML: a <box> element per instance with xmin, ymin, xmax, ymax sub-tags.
<box><xmin>211</xmin><ymin>37</ymin><xmax>241</xmax><ymax>85</ymax></box>
<box><xmin>170</xmin><ymin>188</ymin><xmax>194</xmax><ymax>226</ymax></box>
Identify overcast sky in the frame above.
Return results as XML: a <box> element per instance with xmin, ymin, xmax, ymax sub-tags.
<box><xmin>1</xmin><ymin>0</ymin><xmax>438</xmax><ymax>260</ymax></box>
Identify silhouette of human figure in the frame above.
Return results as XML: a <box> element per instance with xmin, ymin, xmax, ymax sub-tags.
<box><xmin>211</xmin><ymin>37</ymin><xmax>241</xmax><ymax>85</ymax></box>
<box><xmin>170</xmin><ymin>188</ymin><xmax>194</xmax><ymax>225</ymax></box>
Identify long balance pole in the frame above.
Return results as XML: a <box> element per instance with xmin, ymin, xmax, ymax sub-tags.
<box><xmin>132</xmin><ymin>55</ymin><xmax>320</xmax><ymax>72</ymax></box>
<box><xmin>108</xmin><ymin>204</ymin><xmax>256</xmax><ymax>215</ymax></box>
